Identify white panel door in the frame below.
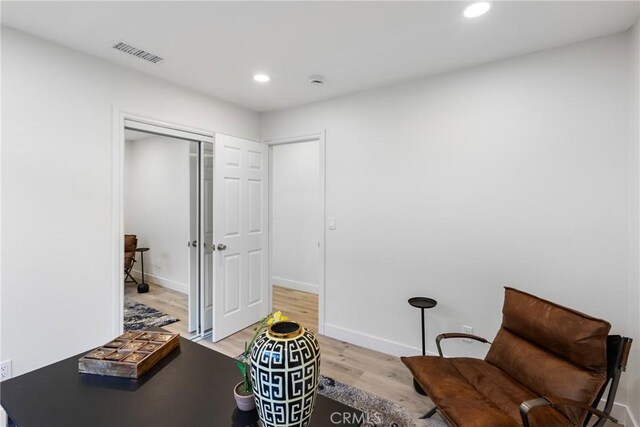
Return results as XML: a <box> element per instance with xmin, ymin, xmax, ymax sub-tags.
<box><xmin>212</xmin><ymin>134</ymin><xmax>269</xmax><ymax>342</ymax></box>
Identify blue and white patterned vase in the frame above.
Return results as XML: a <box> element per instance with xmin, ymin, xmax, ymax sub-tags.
<box><xmin>250</xmin><ymin>320</ymin><xmax>321</xmax><ymax>427</ymax></box>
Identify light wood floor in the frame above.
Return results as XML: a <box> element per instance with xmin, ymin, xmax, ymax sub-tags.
<box><xmin>199</xmin><ymin>285</ymin><xmax>436</xmax><ymax>418</ymax></box>
<box><xmin>126</xmin><ymin>282</ymin><xmax>436</xmax><ymax>418</ymax></box>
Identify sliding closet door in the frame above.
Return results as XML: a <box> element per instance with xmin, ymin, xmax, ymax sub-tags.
<box><xmin>211</xmin><ymin>134</ymin><xmax>269</xmax><ymax>342</ymax></box>
<box><xmin>121</xmin><ymin>119</ymin><xmax>220</xmax><ymax>339</ymax></box>
<box><xmin>188</xmin><ymin>142</ymin><xmax>199</xmax><ymax>333</ymax></box>
<box><xmin>200</xmin><ymin>142</ymin><xmax>215</xmax><ymax>333</ymax></box>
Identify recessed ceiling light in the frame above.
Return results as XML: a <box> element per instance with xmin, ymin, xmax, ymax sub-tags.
<box><xmin>253</xmin><ymin>74</ymin><xmax>270</xmax><ymax>83</ymax></box>
<box><xmin>463</xmin><ymin>2</ymin><xmax>491</xmax><ymax>18</ymax></box>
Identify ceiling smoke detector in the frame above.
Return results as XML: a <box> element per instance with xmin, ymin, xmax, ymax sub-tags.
<box><xmin>309</xmin><ymin>75</ymin><xmax>325</xmax><ymax>86</ymax></box>
<box><xmin>112</xmin><ymin>40</ymin><xmax>164</xmax><ymax>64</ymax></box>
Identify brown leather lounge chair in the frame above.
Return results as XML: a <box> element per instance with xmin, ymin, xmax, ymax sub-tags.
<box><xmin>402</xmin><ymin>287</ymin><xmax>632</xmax><ymax>427</ymax></box>
<box><xmin>124</xmin><ymin>234</ymin><xmax>138</xmax><ymax>284</ymax></box>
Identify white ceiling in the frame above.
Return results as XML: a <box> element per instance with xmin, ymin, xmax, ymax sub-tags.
<box><xmin>2</xmin><ymin>1</ymin><xmax>638</xmax><ymax>112</ymax></box>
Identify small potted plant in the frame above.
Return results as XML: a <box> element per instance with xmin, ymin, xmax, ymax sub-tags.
<box><xmin>234</xmin><ymin>311</ymin><xmax>288</xmax><ymax>411</ymax></box>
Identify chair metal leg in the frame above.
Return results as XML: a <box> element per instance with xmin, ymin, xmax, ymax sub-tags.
<box><xmin>124</xmin><ymin>269</ymin><xmax>138</xmax><ymax>284</ymax></box>
<box><xmin>413</xmin><ymin>378</ymin><xmax>427</xmax><ymax>395</ymax></box>
<box><xmin>420</xmin><ymin>407</ymin><xmax>437</xmax><ymax>419</ymax></box>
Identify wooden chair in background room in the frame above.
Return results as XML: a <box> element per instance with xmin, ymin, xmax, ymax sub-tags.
<box><xmin>124</xmin><ymin>234</ymin><xmax>138</xmax><ymax>284</ymax></box>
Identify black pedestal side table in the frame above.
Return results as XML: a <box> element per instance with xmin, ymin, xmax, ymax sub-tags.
<box><xmin>408</xmin><ymin>296</ymin><xmax>438</xmax><ymax>395</ymax></box>
<box><xmin>135</xmin><ymin>247</ymin><xmax>150</xmax><ymax>293</ymax></box>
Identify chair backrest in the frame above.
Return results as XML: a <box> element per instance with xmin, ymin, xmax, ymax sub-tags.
<box><xmin>485</xmin><ymin>287</ymin><xmax>611</xmax><ymax>426</ymax></box>
<box><xmin>125</xmin><ymin>234</ymin><xmax>137</xmax><ymax>252</ymax></box>
<box><xmin>124</xmin><ymin>234</ymin><xmax>137</xmax><ymax>268</ymax></box>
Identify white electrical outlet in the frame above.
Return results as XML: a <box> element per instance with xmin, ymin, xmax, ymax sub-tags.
<box><xmin>0</xmin><ymin>360</ymin><xmax>12</xmax><ymax>381</ymax></box>
<box><xmin>462</xmin><ymin>326</ymin><xmax>474</xmax><ymax>343</ymax></box>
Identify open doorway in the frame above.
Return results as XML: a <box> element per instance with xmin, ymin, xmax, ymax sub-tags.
<box><xmin>119</xmin><ymin>120</ymin><xmax>215</xmax><ymax>340</ymax></box>
<box><xmin>267</xmin><ymin>133</ymin><xmax>326</xmax><ymax>334</ymax></box>
<box><xmin>123</xmin><ymin>129</ymin><xmax>196</xmax><ymax>337</ymax></box>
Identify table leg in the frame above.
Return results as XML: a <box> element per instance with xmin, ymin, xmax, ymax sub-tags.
<box><xmin>137</xmin><ymin>252</ymin><xmax>149</xmax><ymax>293</ymax></box>
<box><xmin>413</xmin><ymin>307</ymin><xmax>428</xmax><ymax>395</ymax></box>
<box><xmin>421</xmin><ymin>308</ymin><xmax>426</xmax><ymax>356</ymax></box>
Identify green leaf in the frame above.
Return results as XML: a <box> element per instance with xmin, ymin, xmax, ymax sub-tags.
<box><xmin>235</xmin><ymin>360</ymin><xmax>246</xmax><ymax>376</ymax></box>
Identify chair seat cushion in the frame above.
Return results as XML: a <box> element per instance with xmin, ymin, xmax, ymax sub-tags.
<box><xmin>401</xmin><ymin>355</ymin><xmax>572</xmax><ymax>427</ymax></box>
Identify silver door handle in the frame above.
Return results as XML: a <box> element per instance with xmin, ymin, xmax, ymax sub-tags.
<box><xmin>191</xmin><ymin>240</ymin><xmax>198</xmax><ymax>248</ymax></box>
<box><xmin>216</xmin><ymin>243</ymin><xmax>227</xmax><ymax>251</ymax></box>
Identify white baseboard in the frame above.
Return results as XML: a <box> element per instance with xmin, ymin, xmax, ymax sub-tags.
<box><xmin>130</xmin><ymin>270</ymin><xmax>188</xmax><ymax>295</ymax></box>
<box><xmin>324</xmin><ymin>323</ymin><xmax>637</xmax><ymax>425</ymax></box>
<box><xmin>272</xmin><ymin>277</ymin><xmax>319</xmax><ymax>295</ymax></box>
<box><xmin>617</xmin><ymin>403</ymin><xmax>639</xmax><ymax>427</ymax></box>
<box><xmin>324</xmin><ymin>323</ymin><xmax>436</xmax><ymax>357</ymax></box>
<box><xmin>606</xmin><ymin>401</ymin><xmax>638</xmax><ymax>427</ymax></box>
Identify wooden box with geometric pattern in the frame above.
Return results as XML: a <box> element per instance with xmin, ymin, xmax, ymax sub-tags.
<box><xmin>78</xmin><ymin>331</ymin><xmax>180</xmax><ymax>378</ymax></box>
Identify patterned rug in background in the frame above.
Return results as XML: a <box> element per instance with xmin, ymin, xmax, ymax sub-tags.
<box><xmin>318</xmin><ymin>375</ymin><xmax>447</xmax><ymax>427</ymax></box>
<box><xmin>124</xmin><ymin>297</ymin><xmax>179</xmax><ymax>330</ymax></box>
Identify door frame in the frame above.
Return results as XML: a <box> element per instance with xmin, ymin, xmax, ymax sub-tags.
<box><xmin>199</xmin><ymin>141</ymin><xmax>215</xmax><ymax>336</ymax></box>
<box><xmin>263</xmin><ymin>131</ymin><xmax>326</xmax><ymax>335</ymax></box>
<box><xmin>111</xmin><ymin>108</ymin><xmax>214</xmax><ymax>337</ymax></box>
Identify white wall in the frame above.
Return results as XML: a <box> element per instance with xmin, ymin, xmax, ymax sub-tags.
<box><xmin>1</xmin><ymin>27</ymin><xmax>259</xmax><ymax>377</ymax></box>
<box><xmin>2</xmin><ymin>21</ymin><xmax>638</xmax><ymax>419</ymax></box>
<box><xmin>262</xmin><ymin>33</ymin><xmax>636</xmax><ymax>411</ymax></box>
<box><xmin>124</xmin><ymin>136</ymin><xmax>191</xmax><ymax>293</ymax></box>
<box><xmin>272</xmin><ymin>142</ymin><xmax>320</xmax><ymax>294</ymax></box>
<box><xmin>628</xmin><ymin>18</ymin><xmax>640</xmax><ymax>424</ymax></box>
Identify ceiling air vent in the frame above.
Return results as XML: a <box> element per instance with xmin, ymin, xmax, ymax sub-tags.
<box><xmin>111</xmin><ymin>41</ymin><xmax>164</xmax><ymax>64</ymax></box>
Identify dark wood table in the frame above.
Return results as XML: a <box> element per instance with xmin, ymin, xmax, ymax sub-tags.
<box><xmin>1</xmin><ymin>336</ymin><xmax>362</xmax><ymax>426</ymax></box>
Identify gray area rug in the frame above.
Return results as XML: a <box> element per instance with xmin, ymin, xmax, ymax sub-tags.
<box><xmin>318</xmin><ymin>375</ymin><xmax>447</xmax><ymax>427</ymax></box>
<box><xmin>124</xmin><ymin>297</ymin><xmax>179</xmax><ymax>330</ymax></box>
